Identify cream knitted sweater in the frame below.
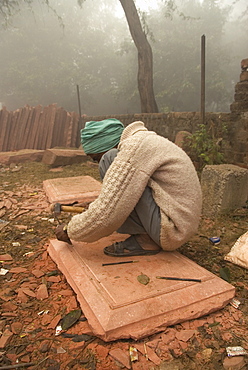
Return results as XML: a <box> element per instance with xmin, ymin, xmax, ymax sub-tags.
<box><xmin>67</xmin><ymin>121</ymin><xmax>202</xmax><ymax>250</ymax></box>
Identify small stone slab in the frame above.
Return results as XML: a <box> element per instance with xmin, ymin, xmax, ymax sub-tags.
<box><xmin>43</xmin><ymin>175</ymin><xmax>101</xmax><ymax>204</ymax></box>
<box><xmin>0</xmin><ymin>149</ymin><xmax>44</xmax><ymax>165</ymax></box>
<box><xmin>48</xmin><ymin>235</ymin><xmax>235</xmax><ymax>342</ymax></box>
<box><xmin>42</xmin><ymin>148</ymin><xmax>88</xmax><ymax>167</ymax></box>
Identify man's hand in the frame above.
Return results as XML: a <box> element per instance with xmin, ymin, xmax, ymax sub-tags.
<box><xmin>55</xmin><ymin>224</ymin><xmax>72</xmax><ymax>245</ymax></box>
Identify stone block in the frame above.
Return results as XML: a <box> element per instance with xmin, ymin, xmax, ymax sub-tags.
<box><xmin>0</xmin><ymin>149</ymin><xmax>44</xmax><ymax>165</ymax></box>
<box><xmin>201</xmin><ymin>164</ymin><xmax>248</xmax><ymax>218</ymax></box>
<box><xmin>42</xmin><ymin>148</ymin><xmax>88</xmax><ymax>167</ymax></box>
<box><xmin>43</xmin><ymin>175</ymin><xmax>101</xmax><ymax>204</ymax></box>
<box><xmin>174</xmin><ymin>130</ymin><xmax>192</xmax><ymax>149</ymax></box>
<box><xmin>48</xmin><ymin>235</ymin><xmax>235</xmax><ymax>342</ymax></box>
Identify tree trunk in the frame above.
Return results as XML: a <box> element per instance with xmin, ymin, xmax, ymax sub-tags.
<box><xmin>119</xmin><ymin>0</ymin><xmax>159</xmax><ymax>113</ymax></box>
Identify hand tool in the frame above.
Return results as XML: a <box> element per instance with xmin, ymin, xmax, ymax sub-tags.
<box><xmin>102</xmin><ymin>260</ymin><xmax>139</xmax><ymax>266</ymax></box>
<box><xmin>156</xmin><ymin>276</ymin><xmax>201</xmax><ymax>282</ymax></box>
<box><xmin>50</xmin><ymin>203</ymin><xmax>85</xmax><ymax>216</ymax></box>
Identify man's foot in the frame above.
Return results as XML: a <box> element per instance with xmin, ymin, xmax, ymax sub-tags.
<box><xmin>103</xmin><ymin>234</ymin><xmax>161</xmax><ymax>257</ymax></box>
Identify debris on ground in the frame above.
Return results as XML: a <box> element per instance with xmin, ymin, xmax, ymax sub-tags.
<box><xmin>0</xmin><ymin>162</ymin><xmax>247</xmax><ymax>369</ymax></box>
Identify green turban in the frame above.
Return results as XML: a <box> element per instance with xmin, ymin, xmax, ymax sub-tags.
<box><xmin>81</xmin><ymin>118</ymin><xmax>124</xmax><ymax>154</ymax></box>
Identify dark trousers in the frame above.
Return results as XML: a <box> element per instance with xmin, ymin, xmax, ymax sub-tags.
<box><xmin>99</xmin><ymin>149</ymin><xmax>161</xmax><ymax>246</ymax></box>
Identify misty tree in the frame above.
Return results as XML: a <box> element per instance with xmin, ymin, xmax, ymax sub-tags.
<box><xmin>0</xmin><ymin>1</ymin><xmax>137</xmax><ymax>113</ymax></box>
<box><xmin>0</xmin><ymin>0</ymin><xmax>247</xmax><ymax>113</ymax></box>
<box><xmin>78</xmin><ymin>0</ymin><xmax>158</xmax><ymax>113</ymax></box>
<box><xmin>0</xmin><ymin>0</ymin><xmax>159</xmax><ymax>113</ymax></box>
<box><xmin>149</xmin><ymin>0</ymin><xmax>247</xmax><ymax>113</ymax></box>
<box><xmin>119</xmin><ymin>0</ymin><xmax>158</xmax><ymax>113</ymax></box>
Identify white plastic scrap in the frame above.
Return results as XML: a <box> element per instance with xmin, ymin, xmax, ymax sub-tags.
<box><xmin>38</xmin><ymin>310</ymin><xmax>49</xmax><ymax>316</ymax></box>
<box><xmin>0</xmin><ymin>268</ymin><xmax>9</xmax><ymax>276</ymax></box>
<box><xmin>129</xmin><ymin>346</ymin><xmax>138</xmax><ymax>362</ymax></box>
<box><xmin>226</xmin><ymin>346</ymin><xmax>248</xmax><ymax>357</ymax></box>
<box><xmin>55</xmin><ymin>324</ymin><xmax>63</xmax><ymax>336</ymax></box>
<box><xmin>230</xmin><ymin>298</ymin><xmax>241</xmax><ymax>309</ymax></box>
<box><xmin>12</xmin><ymin>242</ymin><xmax>21</xmax><ymax>247</ymax></box>
<box><xmin>23</xmin><ymin>251</ymin><xmax>35</xmax><ymax>257</ymax></box>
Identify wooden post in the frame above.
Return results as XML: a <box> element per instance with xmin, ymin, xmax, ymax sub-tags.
<box><xmin>201</xmin><ymin>34</ymin><xmax>206</xmax><ymax>124</ymax></box>
<box><xmin>76</xmin><ymin>84</ymin><xmax>83</xmax><ymax>130</ymax></box>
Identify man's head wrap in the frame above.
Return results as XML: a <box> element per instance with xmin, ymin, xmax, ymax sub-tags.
<box><xmin>80</xmin><ymin>118</ymin><xmax>124</xmax><ymax>154</ymax></box>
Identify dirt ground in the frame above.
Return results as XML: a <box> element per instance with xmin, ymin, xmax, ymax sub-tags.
<box><xmin>0</xmin><ymin>161</ymin><xmax>247</xmax><ymax>370</ymax></box>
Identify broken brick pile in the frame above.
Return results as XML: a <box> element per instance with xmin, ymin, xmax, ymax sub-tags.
<box><xmin>0</xmin><ymin>164</ymin><xmax>247</xmax><ymax>369</ymax></box>
<box><xmin>1</xmin><ymin>240</ymin><xmax>247</xmax><ymax>368</ymax></box>
<box><xmin>1</xmin><ymin>244</ymin><xmax>247</xmax><ymax>369</ymax></box>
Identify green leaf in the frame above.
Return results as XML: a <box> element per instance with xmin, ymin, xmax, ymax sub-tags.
<box><xmin>72</xmin><ymin>334</ymin><xmax>94</xmax><ymax>342</ymax></box>
<box><xmin>219</xmin><ymin>267</ymin><xmax>231</xmax><ymax>282</ymax></box>
<box><xmin>137</xmin><ymin>274</ymin><xmax>150</xmax><ymax>285</ymax></box>
<box><xmin>46</xmin><ymin>270</ymin><xmax>59</xmax><ymax>277</ymax></box>
<box><xmin>60</xmin><ymin>309</ymin><xmax>82</xmax><ymax>330</ymax></box>
<box><xmin>208</xmin><ymin>321</ymin><xmax>220</xmax><ymax>327</ymax></box>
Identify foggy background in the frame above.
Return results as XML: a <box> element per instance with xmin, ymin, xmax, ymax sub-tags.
<box><xmin>0</xmin><ymin>0</ymin><xmax>247</xmax><ymax>115</ymax></box>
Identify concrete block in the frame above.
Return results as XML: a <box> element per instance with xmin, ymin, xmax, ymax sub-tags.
<box><xmin>48</xmin><ymin>235</ymin><xmax>235</xmax><ymax>342</ymax></box>
<box><xmin>43</xmin><ymin>175</ymin><xmax>101</xmax><ymax>204</ymax></box>
<box><xmin>201</xmin><ymin>164</ymin><xmax>248</xmax><ymax>218</ymax></box>
<box><xmin>42</xmin><ymin>148</ymin><xmax>88</xmax><ymax>167</ymax></box>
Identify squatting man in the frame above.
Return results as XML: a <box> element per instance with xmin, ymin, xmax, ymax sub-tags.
<box><xmin>55</xmin><ymin>119</ymin><xmax>202</xmax><ymax>257</ymax></box>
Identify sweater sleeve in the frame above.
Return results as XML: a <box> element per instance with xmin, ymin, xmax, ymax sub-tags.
<box><xmin>67</xmin><ymin>142</ymin><xmax>150</xmax><ymax>242</ymax></box>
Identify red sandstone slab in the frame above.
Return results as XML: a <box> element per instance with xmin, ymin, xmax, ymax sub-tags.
<box><xmin>42</xmin><ymin>148</ymin><xmax>88</xmax><ymax>166</ymax></box>
<box><xmin>48</xmin><ymin>235</ymin><xmax>235</xmax><ymax>342</ymax></box>
<box><xmin>0</xmin><ymin>150</ymin><xmax>44</xmax><ymax>165</ymax></box>
<box><xmin>43</xmin><ymin>176</ymin><xmax>101</xmax><ymax>204</ymax></box>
